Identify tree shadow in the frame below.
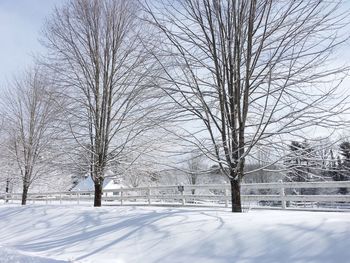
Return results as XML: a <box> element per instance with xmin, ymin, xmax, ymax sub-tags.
<box><xmin>12</xmin><ymin>206</ymin><xmax>213</xmax><ymax>260</ymax></box>
<box><xmin>1</xmin><ymin>205</ymin><xmax>350</xmax><ymax>262</ymax></box>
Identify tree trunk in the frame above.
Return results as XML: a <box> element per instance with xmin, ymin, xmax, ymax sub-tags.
<box><xmin>94</xmin><ymin>182</ymin><xmax>103</xmax><ymax>207</ymax></box>
<box><xmin>21</xmin><ymin>184</ymin><xmax>29</xmax><ymax>205</ymax></box>
<box><xmin>5</xmin><ymin>178</ymin><xmax>10</xmax><ymax>203</ymax></box>
<box><xmin>230</xmin><ymin>178</ymin><xmax>242</xmax><ymax>212</ymax></box>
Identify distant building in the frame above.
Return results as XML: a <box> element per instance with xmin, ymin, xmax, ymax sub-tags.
<box><xmin>71</xmin><ymin>176</ymin><xmax>125</xmax><ymax>197</ymax></box>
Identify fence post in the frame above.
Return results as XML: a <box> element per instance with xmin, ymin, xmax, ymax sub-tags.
<box><xmin>147</xmin><ymin>186</ymin><xmax>151</xmax><ymax>205</ymax></box>
<box><xmin>59</xmin><ymin>194</ymin><xmax>62</xmax><ymax>205</ymax></box>
<box><xmin>77</xmin><ymin>193</ymin><xmax>80</xmax><ymax>205</ymax></box>
<box><xmin>120</xmin><ymin>187</ymin><xmax>123</xmax><ymax>206</ymax></box>
<box><xmin>279</xmin><ymin>180</ymin><xmax>286</xmax><ymax>209</ymax></box>
<box><xmin>224</xmin><ymin>188</ymin><xmax>229</xmax><ymax>208</ymax></box>
<box><xmin>46</xmin><ymin>194</ymin><xmax>48</xmax><ymax>205</ymax></box>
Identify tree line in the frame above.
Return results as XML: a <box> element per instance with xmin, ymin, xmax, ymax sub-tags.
<box><xmin>285</xmin><ymin>139</ymin><xmax>350</xmax><ymax>195</ymax></box>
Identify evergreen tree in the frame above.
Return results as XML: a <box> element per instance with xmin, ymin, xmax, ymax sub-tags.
<box><xmin>285</xmin><ymin>141</ymin><xmax>309</xmax><ymax>194</ymax></box>
<box><xmin>337</xmin><ymin>142</ymin><xmax>350</xmax><ymax>194</ymax></box>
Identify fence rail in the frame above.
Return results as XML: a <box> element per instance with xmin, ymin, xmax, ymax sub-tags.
<box><xmin>2</xmin><ymin>181</ymin><xmax>350</xmax><ymax>210</ymax></box>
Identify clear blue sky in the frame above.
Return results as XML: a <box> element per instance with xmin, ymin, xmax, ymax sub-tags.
<box><xmin>0</xmin><ymin>0</ymin><xmax>65</xmax><ymax>86</ymax></box>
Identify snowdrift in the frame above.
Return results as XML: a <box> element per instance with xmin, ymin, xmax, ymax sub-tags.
<box><xmin>0</xmin><ymin>205</ymin><xmax>349</xmax><ymax>262</ymax></box>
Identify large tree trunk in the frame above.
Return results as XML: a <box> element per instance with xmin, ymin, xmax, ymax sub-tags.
<box><xmin>21</xmin><ymin>184</ymin><xmax>29</xmax><ymax>205</ymax></box>
<box><xmin>94</xmin><ymin>182</ymin><xmax>103</xmax><ymax>207</ymax></box>
<box><xmin>230</xmin><ymin>178</ymin><xmax>242</xmax><ymax>213</ymax></box>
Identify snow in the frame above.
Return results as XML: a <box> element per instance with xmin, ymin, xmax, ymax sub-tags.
<box><xmin>0</xmin><ymin>246</ymin><xmax>67</xmax><ymax>263</ymax></box>
<box><xmin>0</xmin><ymin>205</ymin><xmax>349</xmax><ymax>263</ymax></box>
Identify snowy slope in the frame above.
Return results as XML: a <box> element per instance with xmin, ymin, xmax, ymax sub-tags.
<box><xmin>0</xmin><ymin>246</ymin><xmax>67</xmax><ymax>263</ymax></box>
<box><xmin>0</xmin><ymin>204</ymin><xmax>349</xmax><ymax>263</ymax></box>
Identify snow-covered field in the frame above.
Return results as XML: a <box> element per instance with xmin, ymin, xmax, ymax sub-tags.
<box><xmin>0</xmin><ymin>205</ymin><xmax>349</xmax><ymax>263</ymax></box>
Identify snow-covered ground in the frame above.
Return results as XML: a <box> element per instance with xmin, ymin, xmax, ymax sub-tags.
<box><xmin>0</xmin><ymin>205</ymin><xmax>349</xmax><ymax>263</ymax></box>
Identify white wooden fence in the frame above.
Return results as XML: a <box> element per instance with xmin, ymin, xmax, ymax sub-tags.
<box><xmin>2</xmin><ymin>181</ymin><xmax>350</xmax><ymax>210</ymax></box>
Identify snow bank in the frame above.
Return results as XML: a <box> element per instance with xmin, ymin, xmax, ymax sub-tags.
<box><xmin>0</xmin><ymin>204</ymin><xmax>349</xmax><ymax>262</ymax></box>
<box><xmin>0</xmin><ymin>246</ymin><xmax>67</xmax><ymax>263</ymax></box>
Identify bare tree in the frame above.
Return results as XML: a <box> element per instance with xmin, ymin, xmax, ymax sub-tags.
<box><xmin>1</xmin><ymin>68</ymin><xmax>60</xmax><ymax>205</ymax></box>
<box><xmin>142</xmin><ymin>0</ymin><xmax>349</xmax><ymax>212</ymax></box>
<box><xmin>184</xmin><ymin>151</ymin><xmax>207</xmax><ymax>195</ymax></box>
<box><xmin>42</xmin><ymin>0</ymin><xmax>162</xmax><ymax>206</ymax></box>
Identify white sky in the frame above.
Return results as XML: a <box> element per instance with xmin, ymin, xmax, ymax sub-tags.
<box><xmin>0</xmin><ymin>0</ymin><xmax>65</xmax><ymax>87</ymax></box>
